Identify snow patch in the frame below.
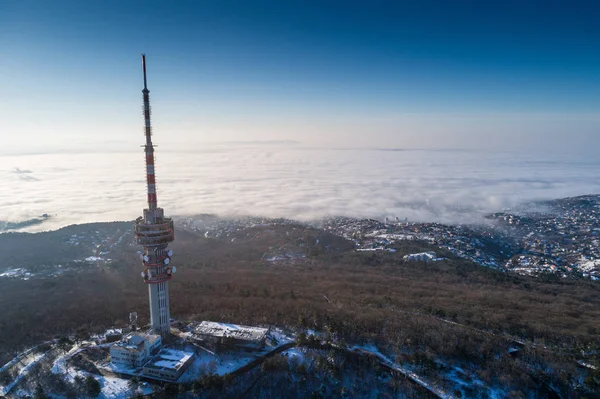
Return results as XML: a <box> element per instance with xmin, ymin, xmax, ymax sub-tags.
<box><xmin>0</xmin><ymin>268</ymin><xmax>34</xmax><ymax>280</ymax></box>
<box><xmin>0</xmin><ymin>352</ymin><xmax>47</xmax><ymax>396</ymax></box>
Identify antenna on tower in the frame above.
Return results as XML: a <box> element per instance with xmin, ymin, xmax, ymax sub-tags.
<box><xmin>141</xmin><ymin>53</ymin><xmax>148</xmax><ymax>90</ymax></box>
<box><xmin>141</xmin><ymin>54</ymin><xmax>157</xmax><ymax>208</ymax></box>
<box><xmin>129</xmin><ymin>312</ymin><xmax>138</xmax><ymax>331</ymax></box>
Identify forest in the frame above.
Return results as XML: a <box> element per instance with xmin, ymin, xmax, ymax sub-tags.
<box><xmin>1</xmin><ymin>221</ymin><xmax>599</xmax><ymax>396</ymax></box>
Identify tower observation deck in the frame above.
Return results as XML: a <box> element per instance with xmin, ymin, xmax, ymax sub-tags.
<box><xmin>134</xmin><ymin>54</ymin><xmax>176</xmax><ymax>337</ymax></box>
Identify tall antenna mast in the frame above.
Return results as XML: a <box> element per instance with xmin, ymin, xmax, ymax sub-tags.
<box><xmin>142</xmin><ymin>54</ymin><xmax>157</xmax><ymax>210</ymax></box>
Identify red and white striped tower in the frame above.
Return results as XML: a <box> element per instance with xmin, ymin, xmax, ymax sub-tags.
<box><xmin>134</xmin><ymin>54</ymin><xmax>176</xmax><ymax>338</ymax></box>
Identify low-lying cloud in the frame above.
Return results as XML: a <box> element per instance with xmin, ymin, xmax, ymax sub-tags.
<box><xmin>10</xmin><ymin>167</ymin><xmax>40</xmax><ymax>182</ymax></box>
<box><xmin>11</xmin><ymin>167</ymin><xmax>33</xmax><ymax>174</ymax></box>
<box><xmin>2</xmin><ymin>146</ymin><xmax>599</xmax><ymax>232</ymax></box>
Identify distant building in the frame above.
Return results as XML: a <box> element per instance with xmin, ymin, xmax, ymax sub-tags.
<box><xmin>193</xmin><ymin>321</ymin><xmax>269</xmax><ymax>350</ymax></box>
<box><xmin>110</xmin><ymin>332</ymin><xmax>162</xmax><ymax>368</ymax></box>
<box><xmin>104</xmin><ymin>329</ymin><xmax>123</xmax><ymax>343</ymax></box>
<box><xmin>403</xmin><ymin>251</ymin><xmax>438</xmax><ymax>262</ymax></box>
<box><xmin>142</xmin><ymin>348</ymin><xmax>194</xmax><ymax>381</ymax></box>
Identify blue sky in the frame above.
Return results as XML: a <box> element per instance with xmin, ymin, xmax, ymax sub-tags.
<box><xmin>1</xmin><ymin>0</ymin><xmax>599</xmax><ymax>153</ymax></box>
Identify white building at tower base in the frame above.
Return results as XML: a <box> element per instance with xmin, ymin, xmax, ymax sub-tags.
<box><xmin>109</xmin><ymin>332</ymin><xmax>162</xmax><ymax>368</ymax></box>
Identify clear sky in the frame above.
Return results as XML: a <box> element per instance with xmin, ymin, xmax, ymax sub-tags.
<box><xmin>1</xmin><ymin>0</ymin><xmax>599</xmax><ymax>154</ymax></box>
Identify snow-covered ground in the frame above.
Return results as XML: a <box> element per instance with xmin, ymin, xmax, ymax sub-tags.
<box><xmin>351</xmin><ymin>343</ymin><xmax>455</xmax><ymax>399</ymax></box>
<box><xmin>268</xmin><ymin>327</ymin><xmax>295</xmax><ymax>345</ymax></box>
<box><xmin>2</xmin><ymin>326</ymin><xmax>295</xmax><ymax>398</ymax></box>
<box><xmin>178</xmin><ymin>348</ymin><xmax>258</xmax><ymax>382</ymax></box>
<box><xmin>0</xmin><ymin>343</ymin><xmax>51</xmax><ymax>374</ymax></box>
<box><xmin>351</xmin><ymin>343</ymin><xmax>511</xmax><ymax>399</ymax></box>
<box><xmin>0</xmin><ymin>268</ymin><xmax>33</xmax><ymax>280</ymax></box>
<box><xmin>280</xmin><ymin>347</ymin><xmax>305</xmax><ymax>365</ymax></box>
<box><xmin>102</xmin><ymin>362</ymin><xmax>138</xmax><ymax>376</ymax></box>
<box><xmin>178</xmin><ymin>328</ymin><xmax>295</xmax><ymax>382</ymax></box>
<box><xmin>0</xmin><ymin>352</ymin><xmax>48</xmax><ymax>396</ymax></box>
<box><xmin>51</xmin><ymin>344</ymin><xmax>83</xmax><ymax>378</ymax></box>
<box><xmin>97</xmin><ymin>375</ymin><xmax>132</xmax><ymax>399</ymax></box>
<box><xmin>444</xmin><ymin>365</ymin><xmax>507</xmax><ymax>399</ymax></box>
<box><xmin>356</xmin><ymin>247</ymin><xmax>397</xmax><ymax>252</ymax></box>
<box><xmin>576</xmin><ymin>257</ymin><xmax>600</xmax><ymax>279</ymax></box>
<box><xmin>51</xmin><ymin>344</ymin><xmax>133</xmax><ymax>399</ymax></box>
<box><xmin>264</xmin><ymin>251</ymin><xmax>306</xmax><ymax>263</ymax></box>
<box><xmin>376</xmin><ymin>233</ymin><xmax>415</xmax><ymax>241</ymax></box>
<box><xmin>84</xmin><ymin>256</ymin><xmax>106</xmax><ymax>262</ymax></box>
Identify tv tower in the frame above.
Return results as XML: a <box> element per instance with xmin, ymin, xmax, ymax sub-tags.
<box><xmin>134</xmin><ymin>54</ymin><xmax>176</xmax><ymax>337</ymax></box>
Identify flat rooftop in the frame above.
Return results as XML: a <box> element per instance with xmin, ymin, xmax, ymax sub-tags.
<box><xmin>144</xmin><ymin>349</ymin><xmax>193</xmax><ymax>372</ymax></box>
<box><xmin>195</xmin><ymin>321</ymin><xmax>269</xmax><ymax>341</ymax></box>
<box><xmin>113</xmin><ymin>332</ymin><xmax>160</xmax><ymax>351</ymax></box>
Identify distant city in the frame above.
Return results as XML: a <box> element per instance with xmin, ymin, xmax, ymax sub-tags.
<box><xmin>323</xmin><ymin>195</ymin><xmax>600</xmax><ymax>280</ymax></box>
<box><xmin>4</xmin><ymin>194</ymin><xmax>600</xmax><ymax>284</ymax></box>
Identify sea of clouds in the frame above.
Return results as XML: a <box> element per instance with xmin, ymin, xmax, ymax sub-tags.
<box><xmin>1</xmin><ymin>144</ymin><xmax>599</xmax><ymax>232</ymax></box>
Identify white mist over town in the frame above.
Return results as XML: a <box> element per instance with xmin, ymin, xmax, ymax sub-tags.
<box><xmin>2</xmin><ymin>144</ymin><xmax>599</xmax><ymax>232</ymax></box>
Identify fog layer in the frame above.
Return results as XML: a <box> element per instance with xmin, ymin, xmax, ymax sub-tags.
<box><xmin>2</xmin><ymin>146</ymin><xmax>598</xmax><ymax>232</ymax></box>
